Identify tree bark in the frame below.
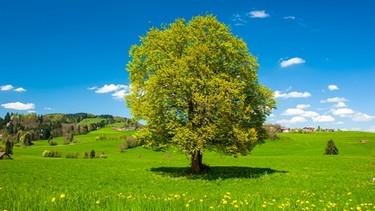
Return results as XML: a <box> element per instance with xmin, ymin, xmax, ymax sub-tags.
<box><xmin>191</xmin><ymin>150</ymin><xmax>204</xmax><ymax>173</ymax></box>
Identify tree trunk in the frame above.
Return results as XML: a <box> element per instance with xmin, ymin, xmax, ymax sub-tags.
<box><xmin>191</xmin><ymin>150</ymin><xmax>204</xmax><ymax>173</ymax></box>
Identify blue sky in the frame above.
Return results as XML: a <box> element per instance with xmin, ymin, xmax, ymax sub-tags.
<box><xmin>1</xmin><ymin>0</ymin><xmax>374</xmax><ymax>132</ymax></box>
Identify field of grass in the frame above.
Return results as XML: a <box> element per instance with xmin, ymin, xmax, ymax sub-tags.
<box><xmin>1</xmin><ymin>128</ymin><xmax>375</xmax><ymax>210</ymax></box>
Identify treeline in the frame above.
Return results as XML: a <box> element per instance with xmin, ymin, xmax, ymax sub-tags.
<box><xmin>0</xmin><ymin>112</ymin><xmax>140</xmax><ymax>143</ymax></box>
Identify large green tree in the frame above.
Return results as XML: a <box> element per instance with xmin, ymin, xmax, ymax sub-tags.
<box><xmin>125</xmin><ymin>14</ymin><xmax>277</xmax><ymax>172</ymax></box>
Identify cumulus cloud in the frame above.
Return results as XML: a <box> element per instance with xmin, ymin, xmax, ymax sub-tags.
<box><xmin>249</xmin><ymin>10</ymin><xmax>269</xmax><ymax>18</ymax></box>
<box><xmin>95</xmin><ymin>84</ymin><xmax>120</xmax><ymax>93</ymax></box>
<box><xmin>290</xmin><ymin>116</ymin><xmax>306</xmax><ymax>123</ymax></box>
<box><xmin>280</xmin><ymin>57</ymin><xmax>305</xmax><ymax>68</ymax></box>
<box><xmin>91</xmin><ymin>84</ymin><xmax>130</xmax><ymax>101</ymax></box>
<box><xmin>312</xmin><ymin>115</ymin><xmax>335</xmax><ymax>122</ymax></box>
<box><xmin>1</xmin><ymin>84</ymin><xmax>14</xmax><ymax>91</ymax></box>
<box><xmin>328</xmin><ymin>85</ymin><xmax>339</xmax><ymax>91</ymax></box>
<box><xmin>352</xmin><ymin>112</ymin><xmax>375</xmax><ymax>122</ymax></box>
<box><xmin>302</xmin><ymin>111</ymin><xmax>319</xmax><ymax>117</ymax></box>
<box><xmin>282</xmin><ymin>108</ymin><xmax>304</xmax><ymax>116</ymax></box>
<box><xmin>334</xmin><ymin>102</ymin><xmax>346</xmax><ymax>108</ymax></box>
<box><xmin>1</xmin><ymin>102</ymin><xmax>35</xmax><ymax>110</ymax></box>
<box><xmin>277</xmin><ymin>117</ymin><xmax>306</xmax><ymax>124</ymax></box>
<box><xmin>112</xmin><ymin>90</ymin><xmax>128</xmax><ymax>100</ymax></box>
<box><xmin>332</xmin><ymin>108</ymin><xmax>354</xmax><ymax>117</ymax></box>
<box><xmin>14</xmin><ymin>87</ymin><xmax>26</xmax><ymax>92</ymax></box>
<box><xmin>274</xmin><ymin>90</ymin><xmax>311</xmax><ymax>99</ymax></box>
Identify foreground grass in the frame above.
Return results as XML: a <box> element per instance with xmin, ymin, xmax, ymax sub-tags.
<box><xmin>1</xmin><ymin>130</ymin><xmax>375</xmax><ymax>210</ymax></box>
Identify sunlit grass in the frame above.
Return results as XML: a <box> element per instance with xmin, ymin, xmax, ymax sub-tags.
<box><xmin>1</xmin><ymin>129</ymin><xmax>374</xmax><ymax>210</ymax></box>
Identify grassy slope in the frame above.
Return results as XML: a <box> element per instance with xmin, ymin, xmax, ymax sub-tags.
<box><xmin>1</xmin><ymin>129</ymin><xmax>374</xmax><ymax>210</ymax></box>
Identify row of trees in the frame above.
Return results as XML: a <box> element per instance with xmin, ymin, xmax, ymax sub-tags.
<box><xmin>0</xmin><ymin>112</ymin><xmax>138</xmax><ymax>144</ymax></box>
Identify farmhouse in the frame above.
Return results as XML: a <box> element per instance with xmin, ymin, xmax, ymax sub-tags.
<box><xmin>303</xmin><ymin>126</ymin><xmax>315</xmax><ymax>133</ymax></box>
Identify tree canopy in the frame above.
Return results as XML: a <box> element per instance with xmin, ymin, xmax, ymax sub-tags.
<box><xmin>125</xmin><ymin>14</ymin><xmax>277</xmax><ymax>172</ymax></box>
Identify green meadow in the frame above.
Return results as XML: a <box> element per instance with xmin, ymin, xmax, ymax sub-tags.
<box><xmin>1</xmin><ymin>127</ymin><xmax>374</xmax><ymax>210</ymax></box>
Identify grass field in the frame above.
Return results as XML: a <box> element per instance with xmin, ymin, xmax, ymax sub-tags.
<box><xmin>1</xmin><ymin>127</ymin><xmax>374</xmax><ymax>210</ymax></box>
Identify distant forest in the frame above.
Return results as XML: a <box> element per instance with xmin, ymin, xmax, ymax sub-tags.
<box><xmin>0</xmin><ymin>112</ymin><xmax>140</xmax><ymax>143</ymax></box>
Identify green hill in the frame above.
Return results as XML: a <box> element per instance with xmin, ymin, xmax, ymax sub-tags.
<box><xmin>1</xmin><ymin>128</ymin><xmax>374</xmax><ymax>210</ymax></box>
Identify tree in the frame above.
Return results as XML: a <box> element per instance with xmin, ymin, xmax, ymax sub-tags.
<box><xmin>125</xmin><ymin>14</ymin><xmax>277</xmax><ymax>173</ymax></box>
<box><xmin>324</xmin><ymin>139</ymin><xmax>339</xmax><ymax>155</ymax></box>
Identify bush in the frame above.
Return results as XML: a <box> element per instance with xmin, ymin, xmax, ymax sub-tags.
<box><xmin>99</xmin><ymin>152</ymin><xmax>107</xmax><ymax>159</ymax></box>
<box><xmin>324</xmin><ymin>139</ymin><xmax>339</xmax><ymax>155</ymax></box>
<box><xmin>119</xmin><ymin>140</ymin><xmax>128</xmax><ymax>152</ymax></box>
<box><xmin>66</xmin><ymin>152</ymin><xmax>79</xmax><ymax>158</ymax></box>
<box><xmin>48</xmin><ymin>139</ymin><xmax>57</xmax><ymax>146</ymax></box>
<box><xmin>42</xmin><ymin>150</ymin><xmax>62</xmax><ymax>157</ymax></box>
<box><xmin>83</xmin><ymin>152</ymin><xmax>89</xmax><ymax>159</ymax></box>
<box><xmin>90</xmin><ymin>149</ymin><xmax>95</xmax><ymax>159</ymax></box>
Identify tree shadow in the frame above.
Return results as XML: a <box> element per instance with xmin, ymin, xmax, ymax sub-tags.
<box><xmin>150</xmin><ymin>166</ymin><xmax>287</xmax><ymax>180</ymax></box>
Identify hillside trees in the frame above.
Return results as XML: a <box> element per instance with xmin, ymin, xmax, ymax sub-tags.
<box><xmin>126</xmin><ymin>14</ymin><xmax>276</xmax><ymax>172</ymax></box>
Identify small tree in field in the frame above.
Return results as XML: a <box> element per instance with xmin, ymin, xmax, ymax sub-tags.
<box><xmin>324</xmin><ymin>139</ymin><xmax>339</xmax><ymax>155</ymax></box>
<box><xmin>125</xmin><ymin>14</ymin><xmax>277</xmax><ymax>173</ymax></box>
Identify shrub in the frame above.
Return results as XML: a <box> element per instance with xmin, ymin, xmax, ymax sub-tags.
<box><xmin>66</xmin><ymin>152</ymin><xmax>79</xmax><ymax>158</ymax></box>
<box><xmin>99</xmin><ymin>152</ymin><xmax>107</xmax><ymax>159</ymax></box>
<box><xmin>48</xmin><ymin>139</ymin><xmax>57</xmax><ymax>146</ymax></box>
<box><xmin>90</xmin><ymin>149</ymin><xmax>95</xmax><ymax>159</ymax></box>
<box><xmin>42</xmin><ymin>150</ymin><xmax>62</xmax><ymax>157</ymax></box>
<box><xmin>119</xmin><ymin>140</ymin><xmax>128</xmax><ymax>152</ymax></box>
<box><xmin>83</xmin><ymin>152</ymin><xmax>89</xmax><ymax>159</ymax></box>
<box><xmin>324</xmin><ymin>139</ymin><xmax>339</xmax><ymax>155</ymax></box>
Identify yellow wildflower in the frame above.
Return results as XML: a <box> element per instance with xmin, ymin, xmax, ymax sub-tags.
<box><xmin>209</xmin><ymin>206</ymin><xmax>214</xmax><ymax>209</ymax></box>
<box><xmin>234</xmin><ymin>204</ymin><xmax>239</xmax><ymax>208</ymax></box>
<box><xmin>60</xmin><ymin>194</ymin><xmax>65</xmax><ymax>199</ymax></box>
<box><xmin>262</xmin><ymin>204</ymin><xmax>267</xmax><ymax>208</ymax></box>
<box><xmin>51</xmin><ymin>197</ymin><xmax>56</xmax><ymax>203</ymax></box>
<box><xmin>185</xmin><ymin>204</ymin><xmax>189</xmax><ymax>208</ymax></box>
<box><xmin>96</xmin><ymin>200</ymin><xmax>100</xmax><ymax>204</ymax></box>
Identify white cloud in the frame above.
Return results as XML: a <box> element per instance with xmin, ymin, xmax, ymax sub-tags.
<box><xmin>290</xmin><ymin>116</ymin><xmax>307</xmax><ymax>123</ymax></box>
<box><xmin>249</xmin><ymin>10</ymin><xmax>269</xmax><ymax>18</ymax></box>
<box><xmin>321</xmin><ymin>97</ymin><xmax>348</xmax><ymax>103</ymax></box>
<box><xmin>352</xmin><ymin>112</ymin><xmax>375</xmax><ymax>122</ymax></box>
<box><xmin>280</xmin><ymin>57</ymin><xmax>305</xmax><ymax>68</ymax></box>
<box><xmin>112</xmin><ymin>90</ymin><xmax>129</xmax><ymax>101</ymax></box>
<box><xmin>332</xmin><ymin>108</ymin><xmax>354</xmax><ymax>117</ymax></box>
<box><xmin>296</xmin><ymin>104</ymin><xmax>310</xmax><ymax>109</ymax></box>
<box><xmin>92</xmin><ymin>84</ymin><xmax>130</xmax><ymax>100</ymax></box>
<box><xmin>282</xmin><ymin>108</ymin><xmax>304</xmax><ymax>116</ymax></box>
<box><xmin>274</xmin><ymin>90</ymin><xmax>311</xmax><ymax>99</ymax></box>
<box><xmin>1</xmin><ymin>84</ymin><xmax>14</xmax><ymax>91</ymax></box>
<box><xmin>328</xmin><ymin>85</ymin><xmax>339</xmax><ymax>91</ymax></box>
<box><xmin>336</xmin><ymin>121</ymin><xmax>344</xmax><ymax>125</ymax></box>
<box><xmin>95</xmin><ymin>84</ymin><xmax>120</xmax><ymax>93</ymax></box>
<box><xmin>14</xmin><ymin>87</ymin><xmax>26</xmax><ymax>92</ymax></box>
<box><xmin>1</xmin><ymin>102</ymin><xmax>35</xmax><ymax>110</ymax></box>
<box><xmin>302</xmin><ymin>111</ymin><xmax>319</xmax><ymax>117</ymax></box>
<box><xmin>334</xmin><ymin>102</ymin><xmax>346</xmax><ymax>108</ymax></box>
<box><xmin>283</xmin><ymin>16</ymin><xmax>296</xmax><ymax>20</ymax></box>
<box><xmin>312</xmin><ymin>115</ymin><xmax>335</xmax><ymax>122</ymax></box>
<box><xmin>88</xmin><ymin>86</ymin><xmax>97</xmax><ymax>90</ymax></box>
<box><xmin>233</xmin><ymin>13</ymin><xmax>247</xmax><ymax>26</ymax></box>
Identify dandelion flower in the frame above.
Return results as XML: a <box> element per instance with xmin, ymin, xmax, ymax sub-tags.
<box><xmin>96</xmin><ymin>200</ymin><xmax>100</xmax><ymax>204</ymax></box>
<box><xmin>209</xmin><ymin>206</ymin><xmax>214</xmax><ymax>209</ymax></box>
<box><xmin>234</xmin><ymin>204</ymin><xmax>239</xmax><ymax>208</ymax></box>
<box><xmin>60</xmin><ymin>194</ymin><xmax>65</xmax><ymax>199</ymax></box>
<box><xmin>185</xmin><ymin>204</ymin><xmax>189</xmax><ymax>208</ymax></box>
<box><xmin>51</xmin><ymin>197</ymin><xmax>56</xmax><ymax>203</ymax></box>
<box><xmin>262</xmin><ymin>204</ymin><xmax>267</xmax><ymax>208</ymax></box>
